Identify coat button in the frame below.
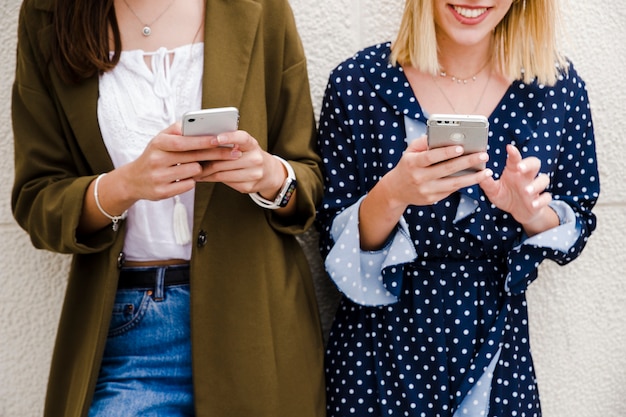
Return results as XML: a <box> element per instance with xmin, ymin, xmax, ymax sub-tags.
<box><xmin>197</xmin><ymin>230</ymin><xmax>208</xmax><ymax>247</ymax></box>
<box><xmin>117</xmin><ymin>252</ymin><xmax>126</xmax><ymax>269</ymax></box>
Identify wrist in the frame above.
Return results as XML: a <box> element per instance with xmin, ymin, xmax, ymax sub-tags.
<box><xmin>249</xmin><ymin>155</ymin><xmax>297</xmax><ymax>209</ymax></box>
<box><xmin>521</xmin><ymin>205</ymin><xmax>559</xmax><ymax>237</ymax></box>
<box><xmin>104</xmin><ymin>165</ymin><xmax>141</xmax><ymax>211</ymax></box>
<box><xmin>257</xmin><ymin>155</ymin><xmax>288</xmax><ymax>200</ymax></box>
<box><xmin>377</xmin><ymin>172</ymin><xmax>408</xmax><ymax>213</ymax></box>
<box><xmin>359</xmin><ymin>176</ymin><xmax>407</xmax><ymax>251</ymax></box>
<box><xmin>363</xmin><ymin>174</ymin><xmax>407</xmax><ymax>225</ymax></box>
<box><xmin>93</xmin><ymin>173</ymin><xmax>128</xmax><ymax>231</ymax></box>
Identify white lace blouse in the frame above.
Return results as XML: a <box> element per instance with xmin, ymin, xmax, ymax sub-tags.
<box><xmin>98</xmin><ymin>43</ymin><xmax>204</xmax><ymax>261</ymax></box>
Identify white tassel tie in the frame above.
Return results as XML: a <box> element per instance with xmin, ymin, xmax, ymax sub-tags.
<box><xmin>173</xmin><ymin>195</ymin><xmax>191</xmax><ymax>245</ymax></box>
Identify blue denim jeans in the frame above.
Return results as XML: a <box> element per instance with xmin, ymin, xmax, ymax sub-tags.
<box><xmin>89</xmin><ymin>275</ymin><xmax>193</xmax><ymax>417</ymax></box>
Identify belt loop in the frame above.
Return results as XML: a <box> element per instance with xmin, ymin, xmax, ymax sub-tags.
<box><xmin>153</xmin><ymin>267</ymin><xmax>166</xmax><ymax>302</ymax></box>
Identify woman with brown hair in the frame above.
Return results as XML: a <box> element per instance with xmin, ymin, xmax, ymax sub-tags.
<box><xmin>316</xmin><ymin>0</ymin><xmax>599</xmax><ymax>415</ymax></box>
<box><xmin>12</xmin><ymin>0</ymin><xmax>325</xmax><ymax>415</ymax></box>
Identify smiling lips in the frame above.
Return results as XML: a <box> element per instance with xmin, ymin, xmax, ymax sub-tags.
<box><xmin>453</xmin><ymin>5</ymin><xmax>488</xmax><ymax>18</ymax></box>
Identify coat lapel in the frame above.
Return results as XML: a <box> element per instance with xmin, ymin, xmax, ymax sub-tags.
<box><xmin>50</xmin><ymin>72</ymin><xmax>114</xmax><ymax>175</ymax></box>
<box><xmin>194</xmin><ymin>0</ymin><xmax>262</xmax><ymax>225</ymax></box>
<box><xmin>201</xmin><ymin>0</ymin><xmax>261</xmax><ymax>109</ymax></box>
<box><xmin>36</xmin><ymin>19</ymin><xmax>114</xmax><ymax>176</ymax></box>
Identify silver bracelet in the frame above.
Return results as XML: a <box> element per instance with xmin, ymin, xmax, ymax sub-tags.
<box><xmin>94</xmin><ymin>173</ymin><xmax>128</xmax><ymax>231</ymax></box>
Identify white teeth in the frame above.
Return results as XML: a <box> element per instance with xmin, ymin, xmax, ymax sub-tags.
<box><xmin>453</xmin><ymin>6</ymin><xmax>487</xmax><ymax>18</ymax></box>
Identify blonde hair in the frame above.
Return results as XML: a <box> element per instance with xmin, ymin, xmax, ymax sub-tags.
<box><xmin>390</xmin><ymin>0</ymin><xmax>568</xmax><ymax>85</ymax></box>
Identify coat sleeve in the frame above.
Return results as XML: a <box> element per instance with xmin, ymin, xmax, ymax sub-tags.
<box><xmin>11</xmin><ymin>1</ymin><xmax>117</xmax><ymax>254</ymax></box>
<box><xmin>259</xmin><ymin>0</ymin><xmax>323</xmax><ymax>234</ymax></box>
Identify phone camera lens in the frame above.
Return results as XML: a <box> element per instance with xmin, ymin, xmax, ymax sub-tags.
<box><xmin>450</xmin><ymin>132</ymin><xmax>465</xmax><ymax>142</ymax></box>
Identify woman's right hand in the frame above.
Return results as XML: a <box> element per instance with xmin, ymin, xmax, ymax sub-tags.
<box><xmin>382</xmin><ymin>135</ymin><xmax>491</xmax><ymax>207</ymax></box>
<box><xmin>358</xmin><ymin>135</ymin><xmax>492</xmax><ymax>250</ymax></box>
<box><xmin>78</xmin><ymin>123</ymin><xmax>242</xmax><ymax>233</ymax></box>
<box><xmin>120</xmin><ymin>123</ymin><xmax>205</xmax><ymax>202</ymax></box>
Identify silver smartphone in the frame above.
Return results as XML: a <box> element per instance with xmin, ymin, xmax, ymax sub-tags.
<box><xmin>426</xmin><ymin>114</ymin><xmax>489</xmax><ymax>176</ymax></box>
<box><xmin>182</xmin><ymin>107</ymin><xmax>239</xmax><ymax>136</ymax></box>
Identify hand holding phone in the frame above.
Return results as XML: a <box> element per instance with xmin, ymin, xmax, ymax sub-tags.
<box><xmin>426</xmin><ymin>114</ymin><xmax>489</xmax><ymax>176</ymax></box>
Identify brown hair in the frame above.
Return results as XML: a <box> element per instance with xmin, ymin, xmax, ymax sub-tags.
<box><xmin>51</xmin><ymin>0</ymin><xmax>122</xmax><ymax>84</ymax></box>
<box><xmin>390</xmin><ymin>0</ymin><xmax>567</xmax><ymax>85</ymax></box>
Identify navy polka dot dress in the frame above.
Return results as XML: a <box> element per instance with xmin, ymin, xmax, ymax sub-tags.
<box><xmin>316</xmin><ymin>43</ymin><xmax>599</xmax><ymax>417</ymax></box>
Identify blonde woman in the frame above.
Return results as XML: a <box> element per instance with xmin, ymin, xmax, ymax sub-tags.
<box><xmin>316</xmin><ymin>0</ymin><xmax>599</xmax><ymax>415</ymax></box>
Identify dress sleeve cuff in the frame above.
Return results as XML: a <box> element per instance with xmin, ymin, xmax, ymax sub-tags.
<box><xmin>505</xmin><ymin>200</ymin><xmax>581</xmax><ymax>294</ymax></box>
<box><xmin>325</xmin><ymin>196</ymin><xmax>417</xmax><ymax>306</ymax></box>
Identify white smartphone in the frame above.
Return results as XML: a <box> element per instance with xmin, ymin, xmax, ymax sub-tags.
<box><xmin>182</xmin><ymin>107</ymin><xmax>239</xmax><ymax>136</ymax></box>
<box><xmin>426</xmin><ymin>114</ymin><xmax>489</xmax><ymax>176</ymax></box>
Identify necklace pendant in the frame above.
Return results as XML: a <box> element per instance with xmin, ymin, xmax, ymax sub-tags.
<box><xmin>142</xmin><ymin>26</ymin><xmax>152</xmax><ymax>36</ymax></box>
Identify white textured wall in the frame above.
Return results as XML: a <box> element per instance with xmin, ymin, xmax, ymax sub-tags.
<box><xmin>1</xmin><ymin>1</ymin><xmax>624</xmax><ymax>416</ymax></box>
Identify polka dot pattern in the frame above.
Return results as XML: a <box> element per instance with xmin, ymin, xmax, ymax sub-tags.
<box><xmin>316</xmin><ymin>43</ymin><xmax>600</xmax><ymax>416</ymax></box>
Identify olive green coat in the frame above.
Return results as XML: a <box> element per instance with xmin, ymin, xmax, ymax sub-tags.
<box><xmin>11</xmin><ymin>0</ymin><xmax>325</xmax><ymax>415</ymax></box>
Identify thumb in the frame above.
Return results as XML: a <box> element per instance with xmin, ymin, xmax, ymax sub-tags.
<box><xmin>406</xmin><ymin>134</ymin><xmax>428</xmax><ymax>153</ymax></box>
<box><xmin>165</xmin><ymin>121</ymin><xmax>183</xmax><ymax>136</ymax></box>
<box><xmin>479</xmin><ymin>175</ymin><xmax>498</xmax><ymax>199</ymax></box>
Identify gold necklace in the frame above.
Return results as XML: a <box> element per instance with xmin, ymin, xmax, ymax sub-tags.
<box><xmin>438</xmin><ymin>59</ymin><xmax>492</xmax><ymax>85</ymax></box>
<box><xmin>432</xmin><ymin>68</ymin><xmax>493</xmax><ymax>114</ymax></box>
<box><xmin>122</xmin><ymin>0</ymin><xmax>176</xmax><ymax>36</ymax></box>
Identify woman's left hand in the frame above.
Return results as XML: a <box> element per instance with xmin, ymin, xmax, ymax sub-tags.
<box><xmin>193</xmin><ymin>130</ymin><xmax>286</xmax><ymax>198</ymax></box>
<box><xmin>479</xmin><ymin>144</ymin><xmax>557</xmax><ymax>235</ymax></box>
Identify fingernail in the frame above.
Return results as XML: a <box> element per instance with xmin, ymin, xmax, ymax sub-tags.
<box><xmin>526</xmin><ymin>185</ymin><xmax>534</xmax><ymax>194</ymax></box>
<box><xmin>230</xmin><ymin>149</ymin><xmax>242</xmax><ymax>158</ymax></box>
<box><xmin>455</xmin><ymin>146</ymin><xmax>463</xmax><ymax>154</ymax></box>
<box><xmin>532</xmin><ymin>200</ymin><xmax>539</xmax><ymax>208</ymax></box>
<box><xmin>479</xmin><ymin>152</ymin><xmax>488</xmax><ymax>161</ymax></box>
<box><xmin>518</xmin><ymin>162</ymin><xmax>527</xmax><ymax>172</ymax></box>
<box><xmin>485</xmin><ymin>168</ymin><xmax>493</xmax><ymax>177</ymax></box>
